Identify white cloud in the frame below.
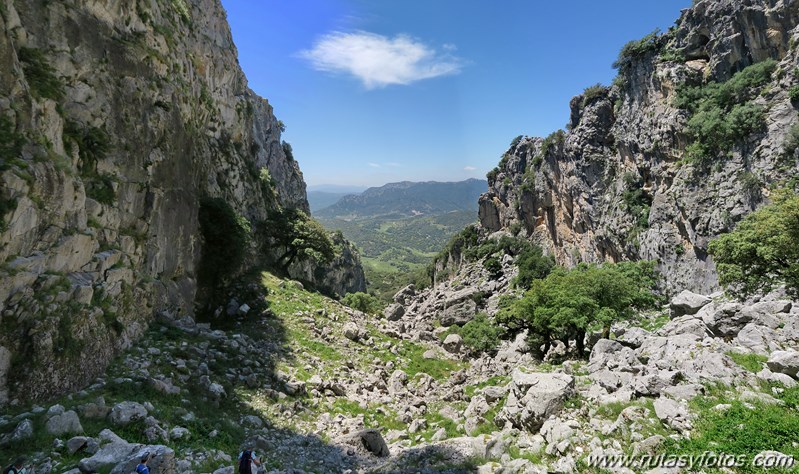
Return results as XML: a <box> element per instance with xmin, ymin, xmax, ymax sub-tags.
<box><xmin>299</xmin><ymin>31</ymin><xmax>463</xmax><ymax>89</ymax></box>
<box><xmin>368</xmin><ymin>162</ymin><xmax>381</xmax><ymax>168</ymax></box>
<box><xmin>385</xmin><ymin>162</ymin><xmax>402</xmax><ymax>167</ymax></box>
<box><xmin>464</xmin><ymin>166</ymin><xmax>477</xmax><ymax>171</ymax></box>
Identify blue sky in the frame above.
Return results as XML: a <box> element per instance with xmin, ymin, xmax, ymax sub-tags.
<box><xmin>220</xmin><ymin>0</ymin><xmax>691</xmax><ymax>187</ymax></box>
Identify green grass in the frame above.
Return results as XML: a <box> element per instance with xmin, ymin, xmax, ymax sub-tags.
<box><xmin>397</xmin><ymin>342</ymin><xmax>466</xmax><ymax>380</ymax></box>
<box><xmin>665</xmin><ymin>385</ymin><xmax>799</xmax><ymax>474</ymax></box>
<box><xmin>726</xmin><ymin>351</ymin><xmax>768</xmax><ymax>373</ymax></box>
<box><xmin>463</xmin><ymin>375</ymin><xmax>511</xmax><ymax>397</ymax></box>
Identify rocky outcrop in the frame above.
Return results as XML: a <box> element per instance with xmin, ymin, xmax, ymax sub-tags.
<box><xmin>0</xmin><ymin>0</ymin><xmax>362</xmax><ymax>405</ymax></box>
<box><xmin>478</xmin><ymin>0</ymin><xmax>799</xmax><ymax>294</ymax></box>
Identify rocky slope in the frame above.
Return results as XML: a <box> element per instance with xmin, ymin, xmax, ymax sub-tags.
<box><xmin>2</xmin><ymin>271</ymin><xmax>798</xmax><ymax>474</ymax></box>
<box><xmin>0</xmin><ymin>0</ymin><xmax>363</xmax><ymax>407</ymax></box>
<box><xmin>478</xmin><ymin>0</ymin><xmax>799</xmax><ymax>294</ymax></box>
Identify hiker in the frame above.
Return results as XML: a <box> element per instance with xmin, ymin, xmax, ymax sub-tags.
<box><xmin>3</xmin><ymin>457</ymin><xmax>26</xmax><ymax>474</ymax></box>
<box><xmin>135</xmin><ymin>453</ymin><xmax>150</xmax><ymax>474</ymax></box>
<box><xmin>237</xmin><ymin>447</ymin><xmax>261</xmax><ymax>474</ymax></box>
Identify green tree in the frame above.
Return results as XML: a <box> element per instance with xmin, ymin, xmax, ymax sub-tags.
<box><xmin>454</xmin><ymin>313</ymin><xmax>504</xmax><ymax>353</ymax></box>
<box><xmin>342</xmin><ymin>292</ymin><xmax>382</xmax><ymax>315</ymax></box>
<box><xmin>514</xmin><ymin>245</ymin><xmax>555</xmax><ymax>289</ymax></box>
<box><xmin>264</xmin><ymin>208</ymin><xmax>335</xmax><ymax>272</ymax></box>
<box><xmin>708</xmin><ymin>189</ymin><xmax>799</xmax><ymax>298</ymax></box>
<box><xmin>499</xmin><ymin>263</ymin><xmax>657</xmax><ymax>357</ymax></box>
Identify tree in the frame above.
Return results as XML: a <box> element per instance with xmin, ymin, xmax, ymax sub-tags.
<box><xmin>708</xmin><ymin>189</ymin><xmax>799</xmax><ymax>298</ymax></box>
<box><xmin>263</xmin><ymin>208</ymin><xmax>335</xmax><ymax>272</ymax></box>
<box><xmin>197</xmin><ymin>197</ymin><xmax>251</xmax><ymax>292</ymax></box>
<box><xmin>498</xmin><ymin>263</ymin><xmax>657</xmax><ymax>358</ymax></box>
<box><xmin>342</xmin><ymin>292</ymin><xmax>382</xmax><ymax>315</ymax></box>
<box><xmin>514</xmin><ymin>244</ymin><xmax>555</xmax><ymax>289</ymax></box>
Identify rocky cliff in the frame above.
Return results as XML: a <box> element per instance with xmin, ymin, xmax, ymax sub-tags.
<box><xmin>0</xmin><ymin>0</ymin><xmax>362</xmax><ymax>406</ymax></box>
<box><xmin>478</xmin><ymin>0</ymin><xmax>799</xmax><ymax>294</ymax></box>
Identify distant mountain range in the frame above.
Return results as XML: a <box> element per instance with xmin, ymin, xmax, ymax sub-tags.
<box><xmin>314</xmin><ymin>178</ymin><xmax>488</xmax><ymax>219</ymax></box>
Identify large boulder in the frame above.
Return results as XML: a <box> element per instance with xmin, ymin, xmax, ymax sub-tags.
<box><xmin>767</xmin><ymin>351</ymin><xmax>799</xmax><ymax>379</ymax></box>
<box><xmin>339</xmin><ymin>429</ymin><xmax>389</xmax><ymax>457</ymax></box>
<box><xmin>108</xmin><ymin>402</ymin><xmax>148</xmax><ymax>426</ymax></box>
<box><xmin>496</xmin><ymin>369</ymin><xmax>575</xmax><ymax>432</ymax></box>
<box><xmin>46</xmin><ymin>410</ymin><xmax>83</xmax><ymax>436</ymax></box>
<box><xmin>78</xmin><ymin>429</ymin><xmax>174</xmax><ymax>474</ymax></box>
<box><xmin>439</xmin><ymin>299</ymin><xmax>477</xmax><ymax>327</ymax></box>
<box><xmin>383</xmin><ymin>303</ymin><xmax>405</xmax><ymax>321</ymax></box>
<box><xmin>670</xmin><ymin>290</ymin><xmax>711</xmax><ymax>318</ymax></box>
<box><xmin>699</xmin><ymin>302</ymin><xmax>747</xmax><ymax>337</ymax></box>
<box><xmin>442</xmin><ymin>334</ymin><xmax>463</xmax><ymax>353</ymax></box>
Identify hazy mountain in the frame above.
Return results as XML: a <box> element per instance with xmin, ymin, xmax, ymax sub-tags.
<box><xmin>307</xmin><ymin>184</ymin><xmax>369</xmax><ymax>193</ymax></box>
<box><xmin>315</xmin><ymin>178</ymin><xmax>488</xmax><ymax>220</ymax></box>
<box><xmin>308</xmin><ymin>191</ymin><xmax>355</xmax><ymax>213</ymax></box>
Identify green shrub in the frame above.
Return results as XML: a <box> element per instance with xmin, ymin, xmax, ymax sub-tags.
<box><xmin>455</xmin><ymin>313</ymin><xmax>503</xmax><ymax>353</ymax></box>
<box><xmin>675</xmin><ymin>60</ymin><xmax>776</xmax><ymax>166</ymax></box>
<box><xmin>483</xmin><ymin>256</ymin><xmax>502</xmax><ymax>279</ymax></box>
<box><xmin>613</xmin><ymin>29</ymin><xmax>662</xmax><ymax>73</ymax></box>
<box><xmin>0</xmin><ymin>115</ymin><xmax>24</xmax><ymax>168</ymax></box>
<box><xmin>341</xmin><ymin>292</ymin><xmax>382</xmax><ymax>315</ymax></box>
<box><xmin>85</xmin><ymin>173</ymin><xmax>117</xmax><ymax>205</ymax></box>
<box><xmin>789</xmin><ymin>84</ymin><xmax>799</xmax><ymax>102</ymax></box>
<box><xmin>514</xmin><ymin>245</ymin><xmax>555</xmax><ymax>290</ymax></box>
<box><xmin>281</xmin><ymin>141</ymin><xmax>294</xmax><ymax>161</ymax></box>
<box><xmin>509</xmin><ymin>135</ymin><xmax>523</xmax><ymax>151</ymax></box>
<box><xmin>486</xmin><ymin>167</ymin><xmax>499</xmax><ymax>182</ymax></box>
<box><xmin>262</xmin><ymin>207</ymin><xmax>334</xmax><ymax>272</ymax></box>
<box><xmin>621</xmin><ymin>172</ymin><xmax>652</xmax><ymax>236</ymax></box>
<box><xmin>581</xmin><ymin>83</ymin><xmax>608</xmax><ymax>107</ymax></box>
<box><xmin>17</xmin><ymin>47</ymin><xmax>65</xmax><ymax>101</ymax></box>
<box><xmin>64</xmin><ymin>122</ymin><xmax>111</xmax><ymax>173</ymax></box>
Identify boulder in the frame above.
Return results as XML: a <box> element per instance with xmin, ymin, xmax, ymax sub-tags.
<box><xmin>340</xmin><ymin>429</ymin><xmax>389</xmax><ymax>457</ymax></box>
<box><xmin>653</xmin><ymin>396</ymin><xmax>692</xmax><ymax>432</ymax></box>
<box><xmin>108</xmin><ymin>402</ymin><xmax>148</xmax><ymax>426</ymax></box>
<box><xmin>670</xmin><ymin>290</ymin><xmax>711</xmax><ymax>317</ymax></box>
<box><xmin>496</xmin><ymin>370</ymin><xmax>574</xmax><ymax>432</ymax></box>
<box><xmin>767</xmin><ymin>351</ymin><xmax>799</xmax><ymax>379</ymax></box>
<box><xmin>658</xmin><ymin>315</ymin><xmax>712</xmax><ymax>338</ymax></box>
<box><xmin>343</xmin><ymin>322</ymin><xmax>361</xmax><ymax>341</ymax></box>
<box><xmin>46</xmin><ymin>410</ymin><xmax>83</xmax><ymax>436</ymax></box>
<box><xmin>735</xmin><ymin>324</ymin><xmax>780</xmax><ymax>355</ymax></box>
<box><xmin>10</xmin><ymin>419</ymin><xmax>34</xmax><ymax>441</ymax></box>
<box><xmin>78</xmin><ymin>430</ymin><xmax>174</xmax><ymax>474</ymax></box>
<box><xmin>383</xmin><ymin>303</ymin><xmax>405</xmax><ymax>321</ymax></box>
<box><xmin>442</xmin><ymin>334</ymin><xmax>463</xmax><ymax>353</ymax></box>
<box><xmin>439</xmin><ymin>299</ymin><xmax>477</xmax><ymax>327</ymax></box>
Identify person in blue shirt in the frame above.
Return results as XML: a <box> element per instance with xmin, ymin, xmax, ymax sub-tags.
<box><xmin>135</xmin><ymin>454</ymin><xmax>150</xmax><ymax>474</ymax></box>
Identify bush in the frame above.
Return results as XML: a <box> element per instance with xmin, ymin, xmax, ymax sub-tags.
<box><xmin>483</xmin><ymin>256</ymin><xmax>502</xmax><ymax>279</ymax></box>
<box><xmin>612</xmin><ymin>29</ymin><xmax>662</xmax><ymax>73</ymax></box>
<box><xmin>581</xmin><ymin>83</ymin><xmax>608</xmax><ymax>108</ymax></box>
<box><xmin>0</xmin><ymin>195</ymin><xmax>18</xmax><ymax>233</ymax></box>
<box><xmin>674</xmin><ymin>60</ymin><xmax>776</xmax><ymax>166</ymax></box>
<box><xmin>514</xmin><ymin>245</ymin><xmax>555</xmax><ymax>290</ymax></box>
<box><xmin>708</xmin><ymin>188</ymin><xmax>799</xmax><ymax>298</ymax></box>
<box><xmin>455</xmin><ymin>313</ymin><xmax>503</xmax><ymax>353</ymax></box>
<box><xmin>509</xmin><ymin>135</ymin><xmax>523</xmax><ymax>151</ymax></box>
<box><xmin>341</xmin><ymin>292</ymin><xmax>382</xmax><ymax>315</ymax></box>
<box><xmin>263</xmin><ymin>207</ymin><xmax>334</xmax><ymax>271</ymax></box>
<box><xmin>789</xmin><ymin>85</ymin><xmax>799</xmax><ymax>103</ymax></box>
<box><xmin>622</xmin><ymin>172</ymin><xmax>652</xmax><ymax>234</ymax></box>
<box><xmin>17</xmin><ymin>47</ymin><xmax>65</xmax><ymax>101</ymax></box>
<box><xmin>64</xmin><ymin>122</ymin><xmax>111</xmax><ymax>173</ymax></box>
<box><xmin>281</xmin><ymin>141</ymin><xmax>294</xmax><ymax>161</ymax></box>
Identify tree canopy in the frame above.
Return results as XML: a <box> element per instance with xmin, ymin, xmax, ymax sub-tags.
<box><xmin>264</xmin><ymin>208</ymin><xmax>335</xmax><ymax>272</ymax></box>
<box><xmin>497</xmin><ymin>262</ymin><xmax>658</xmax><ymax>357</ymax></box>
<box><xmin>708</xmin><ymin>189</ymin><xmax>799</xmax><ymax>298</ymax></box>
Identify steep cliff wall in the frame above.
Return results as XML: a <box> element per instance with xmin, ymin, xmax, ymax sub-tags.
<box><xmin>0</xmin><ymin>0</ymin><xmax>362</xmax><ymax>406</ymax></box>
<box><xmin>479</xmin><ymin>0</ymin><xmax>799</xmax><ymax>295</ymax></box>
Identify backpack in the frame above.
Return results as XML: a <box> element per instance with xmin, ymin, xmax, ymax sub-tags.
<box><xmin>238</xmin><ymin>450</ymin><xmax>252</xmax><ymax>474</ymax></box>
<box><xmin>3</xmin><ymin>467</ymin><xmax>18</xmax><ymax>474</ymax></box>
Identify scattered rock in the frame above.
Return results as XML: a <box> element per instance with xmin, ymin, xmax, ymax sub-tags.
<box><xmin>108</xmin><ymin>402</ymin><xmax>148</xmax><ymax>426</ymax></box>
<box><xmin>767</xmin><ymin>351</ymin><xmax>799</xmax><ymax>378</ymax></box>
<box><xmin>670</xmin><ymin>291</ymin><xmax>711</xmax><ymax>317</ymax></box>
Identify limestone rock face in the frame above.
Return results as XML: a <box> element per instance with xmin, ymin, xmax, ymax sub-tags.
<box><xmin>476</xmin><ymin>0</ymin><xmax>799</xmax><ymax>295</ymax></box>
<box><xmin>0</xmin><ymin>0</ymin><xmax>363</xmax><ymax>405</ymax></box>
